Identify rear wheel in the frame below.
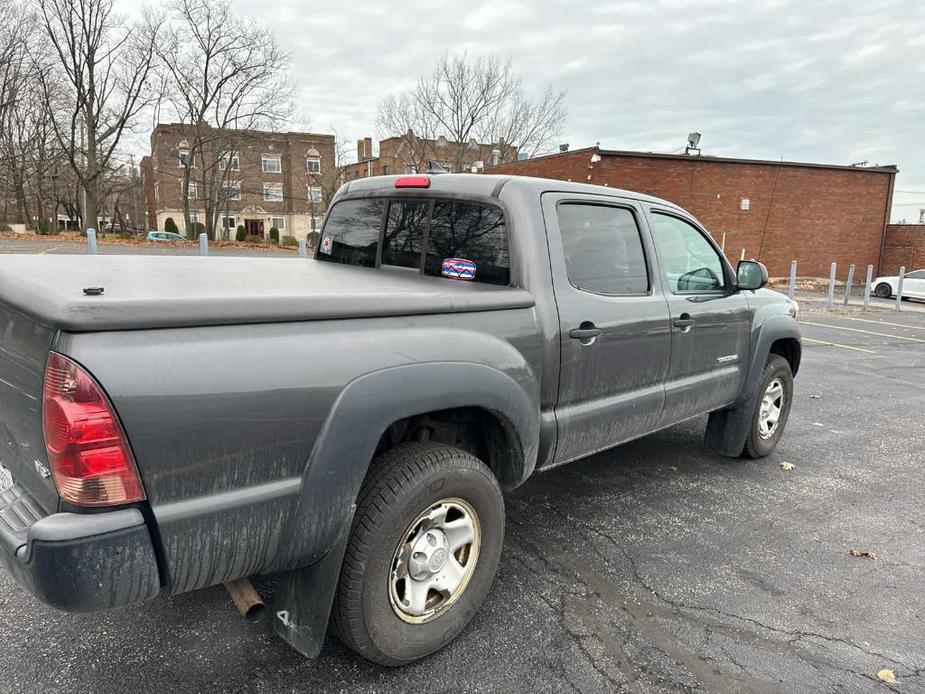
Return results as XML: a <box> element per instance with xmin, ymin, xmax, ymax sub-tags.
<box><xmin>331</xmin><ymin>442</ymin><xmax>504</xmax><ymax>666</ymax></box>
<box><xmin>875</xmin><ymin>282</ymin><xmax>892</xmax><ymax>298</ymax></box>
<box><xmin>743</xmin><ymin>354</ymin><xmax>793</xmax><ymax>458</ymax></box>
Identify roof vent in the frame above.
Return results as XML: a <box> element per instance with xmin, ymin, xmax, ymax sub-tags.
<box><xmin>559</xmin><ymin>143</ymin><xmax>569</xmax><ymax>152</ymax></box>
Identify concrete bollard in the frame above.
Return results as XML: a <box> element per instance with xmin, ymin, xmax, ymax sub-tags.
<box><xmin>788</xmin><ymin>260</ymin><xmax>797</xmax><ymax>301</ymax></box>
<box><xmin>896</xmin><ymin>267</ymin><xmax>905</xmax><ymax>312</ymax></box>
<box><xmin>86</xmin><ymin>228</ymin><xmax>97</xmax><ymax>254</ymax></box>
<box><xmin>199</xmin><ymin>233</ymin><xmax>208</xmax><ymax>256</ymax></box>
<box><xmin>843</xmin><ymin>264</ymin><xmax>855</xmax><ymax>307</ymax></box>
<box><xmin>862</xmin><ymin>265</ymin><xmax>873</xmax><ymax>309</ymax></box>
<box><xmin>826</xmin><ymin>262</ymin><xmax>836</xmax><ymax>308</ymax></box>
<box><xmin>298</xmin><ymin>238</ymin><xmax>307</xmax><ymax>258</ymax></box>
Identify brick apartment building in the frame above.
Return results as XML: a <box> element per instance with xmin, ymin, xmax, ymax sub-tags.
<box><xmin>487</xmin><ymin>146</ymin><xmax>899</xmax><ymax>278</ymax></box>
<box><xmin>141</xmin><ymin>124</ymin><xmax>336</xmax><ymax>239</ymax></box>
<box><xmin>343</xmin><ymin>133</ymin><xmax>517</xmax><ymax>181</ymax></box>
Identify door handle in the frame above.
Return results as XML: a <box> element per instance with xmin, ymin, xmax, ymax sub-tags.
<box><xmin>673</xmin><ymin>313</ymin><xmax>695</xmax><ymax>332</ymax></box>
<box><xmin>569</xmin><ymin>323</ymin><xmax>603</xmax><ymax>342</ymax></box>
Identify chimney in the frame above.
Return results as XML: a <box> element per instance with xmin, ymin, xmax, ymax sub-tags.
<box><xmin>357</xmin><ymin>137</ymin><xmax>374</xmax><ymax>162</ymax></box>
<box><xmin>920</xmin><ymin>208</ymin><xmax>925</xmax><ymax>224</ymax></box>
<box><xmin>559</xmin><ymin>143</ymin><xmax>569</xmax><ymax>152</ymax></box>
<box><xmin>490</xmin><ymin>149</ymin><xmax>501</xmax><ymax>166</ymax></box>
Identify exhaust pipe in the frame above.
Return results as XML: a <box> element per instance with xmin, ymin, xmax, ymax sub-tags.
<box><xmin>224</xmin><ymin>577</ymin><xmax>266</xmax><ymax>621</ymax></box>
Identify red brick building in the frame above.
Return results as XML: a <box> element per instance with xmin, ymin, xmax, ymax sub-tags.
<box><xmin>344</xmin><ymin>133</ymin><xmax>516</xmax><ymax>181</ymax></box>
<box><xmin>881</xmin><ymin>224</ymin><xmax>925</xmax><ymax>275</ymax></box>
<box><xmin>141</xmin><ymin>124</ymin><xmax>336</xmax><ymax>239</ymax></box>
<box><xmin>487</xmin><ymin>147</ymin><xmax>898</xmax><ymax>278</ymax></box>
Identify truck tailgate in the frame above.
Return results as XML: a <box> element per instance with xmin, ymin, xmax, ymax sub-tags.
<box><xmin>0</xmin><ymin>304</ymin><xmax>57</xmax><ymax>513</ymax></box>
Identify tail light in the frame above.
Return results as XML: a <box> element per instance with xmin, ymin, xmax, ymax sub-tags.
<box><xmin>42</xmin><ymin>352</ymin><xmax>145</xmax><ymax>507</ymax></box>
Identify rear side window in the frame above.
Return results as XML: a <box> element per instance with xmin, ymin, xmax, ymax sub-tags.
<box><xmin>382</xmin><ymin>201</ymin><xmax>428</xmax><ymax>269</ymax></box>
<box><xmin>316</xmin><ymin>199</ymin><xmax>385</xmax><ymax>267</ymax></box>
<box><xmin>424</xmin><ymin>201</ymin><xmax>509</xmax><ymax>285</ymax></box>
<box><xmin>557</xmin><ymin>203</ymin><xmax>648</xmax><ymax>294</ymax></box>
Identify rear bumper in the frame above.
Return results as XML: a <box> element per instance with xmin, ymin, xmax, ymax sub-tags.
<box><xmin>0</xmin><ymin>483</ymin><xmax>161</xmax><ymax>612</ymax></box>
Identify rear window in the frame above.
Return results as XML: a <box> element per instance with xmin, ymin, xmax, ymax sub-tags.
<box><xmin>424</xmin><ymin>201</ymin><xmax>509</xmax><ymax>285</ymax></box>
<box><xmin>316</xmin><ymin>198</ymin><xmax>384</xmax><ymax>267</ymax></box>
<box><xmin>317</xmin><ymin>197</ymin><xmax>510</xmax><ymax>285</ymax></box>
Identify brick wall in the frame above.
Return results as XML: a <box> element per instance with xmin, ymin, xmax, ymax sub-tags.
<box><xmin>881</xmin><ymin>224</ymin><xmax>925</xmax><ymax>274</ymax></box>
<box><xmin>488</xmin><ymin>148</ymin><xmax>896</xmax><ymax>278</ymax></box>
<box><xmin>146</xmin><ymin>124</ymin><xmax>335</xmax><ymax>236</ymax></box>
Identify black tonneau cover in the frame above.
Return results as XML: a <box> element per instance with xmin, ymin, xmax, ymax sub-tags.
<box><xmin>0</xmin><ymin>255</ymin><xmax>534</xmax><ymax>331</ymax></box>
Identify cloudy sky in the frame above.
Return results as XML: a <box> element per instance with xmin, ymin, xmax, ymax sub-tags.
<box><xmin>133</xmin><ymin>0</ymin><xmax>925</xmax><ymax>221</ymax></box>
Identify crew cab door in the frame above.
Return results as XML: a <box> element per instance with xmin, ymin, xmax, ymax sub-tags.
<box><xmin>543</xmin><ymin>194</ymin><xmax>671</xmax><ymax>465</ymax></box>
<box><xmin>644</xmin><ymin>207</ymin><xmax>752</xmax><ymax>425</ymax></box>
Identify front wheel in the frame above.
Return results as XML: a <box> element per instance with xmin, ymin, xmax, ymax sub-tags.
<box><xmin>874</xmin><ymin>282</ymin><xmax>892</xmax><ymax>298</ymax></box>
<box><xmin>331</xmin><ymin>443</ymin><xmax>504</xmax><ymax>666</ymax></box>
<box><xmin>743</xmin><ymin>354</ymin><xmax>794</xmax><ymax>458</ymax></box>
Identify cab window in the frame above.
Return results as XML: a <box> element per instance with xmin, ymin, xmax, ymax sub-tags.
<box><xmin>650</xmin><ymin>213</ymin><xmax>726</xmax><ymax>293</ymax></box>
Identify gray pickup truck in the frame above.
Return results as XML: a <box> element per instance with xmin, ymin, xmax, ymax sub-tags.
<box><xmin>0</xmin><ymin>173</ymin><xmax>800</xmax><ymax>665</ymax></box>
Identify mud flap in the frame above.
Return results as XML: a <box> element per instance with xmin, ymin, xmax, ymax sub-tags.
<box><xmin>271</xmin><ymin>509</ymin><xmax>353</xmax><ymax>658</ymax></box>
<box><xmin>704</xmin><ymin>406</ymin><xmax>750</xmax><ymax>457</ymax></box>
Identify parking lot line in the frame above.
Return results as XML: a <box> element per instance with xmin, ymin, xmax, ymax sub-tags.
<box><xmin>802</xmin><ymin>337</ymin><xmax>876</xmax><ymax>354</ymax></box>
<box><xmin>828</xmin><ymin>315</ymin><xmax>925</xmax><ymax>331</ymax></box>
<box><xmin>801</xmin><ymin>321</ymin><xmax>925</xmax><ymax>344</ymax></box>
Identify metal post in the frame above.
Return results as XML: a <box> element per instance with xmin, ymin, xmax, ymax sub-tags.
<box><xmin>827</xmin><ymin>262</ymin><xmax>836</xmax><ymax>308</ymax></box>
<box><xmin>298</xmin><ymin>238</ymin><xmax>307</xmax><ymax>258</ymax></box>
<box><xmin>862</xmin><ymin>265</ymin><xmax>873</xmax><ymax>309</ymax></box>
<box><xmin>788</xmin><ymin>260</ymin><xmax>797</xmax><ymax>300</ymax></box>
<box><xmin>843</xmin><ymin>264</ymin><xmax>855</xmax><ymax>307</ymax></box>
<box><xmin>896</xmin><ymin>266</ymin><xmax>905</xmax><ymax>312</ymax></box>
<box><xmin>86</xmin><ymin>228</ymin><xmax>97</xmax><ymax>254</ymax></box>
<box><xmin>199</xmin><ymin>233</ymin><xmax>208</xmax><ymax>256</ymax></box>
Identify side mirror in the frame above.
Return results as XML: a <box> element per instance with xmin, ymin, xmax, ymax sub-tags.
<box><xmin>737</xmin><ymin>260</ymin><xmax>768</xmax><ymax>290</ymax></box>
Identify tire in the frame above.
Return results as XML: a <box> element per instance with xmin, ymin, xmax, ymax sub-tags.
<box><xmin>874</xmin><ymin>282</ymin><xmax>892</xmax><ymax>298</ymax></box>
<box><xmin>743</xmin><ymin>354</ymin><xmax>793</xmax><ymax>459</ymax></box>
<box><xmin>331</xmin><ymin>442</ymin><xmax>505</xmax><ymax>666</ymax></box>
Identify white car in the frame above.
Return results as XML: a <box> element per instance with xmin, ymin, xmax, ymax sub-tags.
<box><xmin>872</xmin><ymin>269</ymin><xmax>925</xmax><ymax>299</ymax></box>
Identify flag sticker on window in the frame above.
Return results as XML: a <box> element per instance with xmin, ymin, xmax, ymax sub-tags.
<box><xmin>319</xmin><ymin>236</ymin><xmax>333</xmax><ymax>254</ymax></box>
<box><xmin>441</xmin><ymin>258</ymin><xmax>476</xmax><ymax>280</ymax></box>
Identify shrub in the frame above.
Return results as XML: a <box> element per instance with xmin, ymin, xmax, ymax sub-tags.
<box><xmin>281</xmin><ymin>235</ymin><xmax>298</xmax><ymax>247</ymax></box>
<box><xmin>36</xmin><ymin>217</ymin><xmax>56</xmax><ymax>235</ymax></box>
<box><xmin>118</xmin><ymin>231</ymin><xmax>133</xmax><ymax>240</ymax></box>
<box><xmin>236</xmin><ymin>225</ymin><xmax>246</xmax><ymax>242</ymax></box>
<box><xmin>190</xmin><ymin>221</ymin><xmax>207</xmax><ymax>239</ymax></box>
<box><xmin>244</xmin><ymin>234</ymin><xmax>264</xmax><ymax>243</ymax></box>
<box><xmin>0</xmin><ymin>223</ymin><xmax>12</xmax><ymax>232</ymax></box>
<box><xmin>269</xmin><ymin>226</ymin><xmax>279</xmax><ymax>243</ymax></box>
<box><xmin>164</xmin><ymin>217</ymin><xmax>179</xmax><ymax>234</ymax></box>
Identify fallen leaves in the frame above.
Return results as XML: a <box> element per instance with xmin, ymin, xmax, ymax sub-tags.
<box><xmin>779</xmin><ymin>461</ymin><xmax>796</xmax><ymax>471</ymax></box>
<box><xmin>876</xmin><ymin>668</ymin><xmax>896</xmax><ymax>684</ymax></box>
<box><xmin>849</xmin><ymin>548</ymin><xmax>877</xmax><ymax>560</ymax></box>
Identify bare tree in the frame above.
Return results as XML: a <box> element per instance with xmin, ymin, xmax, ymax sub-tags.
<box><xmin>36</xmin><ymin>0</ymin><xmax>159</xmax><ymax>232</ymax></box>
<box><xmin>155</xmin><ymin>0</ymin><xmax>294</xmax><ymax>240</ymax></box>
<box><xmin>377</xmin><ymin>53</ymin><xmax>566</xmax><ymax>171</ymax></box>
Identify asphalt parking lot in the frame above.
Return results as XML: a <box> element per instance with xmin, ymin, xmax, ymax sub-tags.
<box><xmin>1</xmin><ymin>244</ymin><xmax>924</xmax><ymax>692</ymax></box>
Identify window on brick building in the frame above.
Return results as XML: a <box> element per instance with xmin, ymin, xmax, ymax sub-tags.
<box><xmin>308</xmin><ymin>186</ymin><xmax>322</xmax><ymax>204</ymax></box>
<box><xmin>306</xmin><ymin>156</ymin><xmax>321</xmax><ymax>174</ymax></box>
<box><xmin>222</xmin><ymin>182</ymin><xmax>241</xmax><ymax>201</ymax></box>
<box><xmin>262</xmin><ymin>154</ymin><xmax>282</xmax><ymax>173</ymax></box>
<box><xmin>271</xmin><ymin>216</ymin><xmax>285</xmax><ymax>230</ymax></box>
<box><xmin>178</xmin><ymin>149</ymin><xmax>192</xmax><ymax>167</ymax></box>
<box><xmin>219</xmin><ymin>151</ymin><xmax>239</xmax><ymax>171</ymax></box>
<box><xmin>263</xmin><ymin>182</ymin><xmax>283</xmax><ymax>201</ymax></box>
<box><xmin>182</xmin><ymin>180</ymin><xmax>201</xmax><ymax>199</ymax></box>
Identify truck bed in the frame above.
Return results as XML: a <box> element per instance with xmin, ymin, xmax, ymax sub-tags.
<box><xmin>0</xmin><ymin>255</ymin><xmax>534</xmax><ymax>331</ymax></box>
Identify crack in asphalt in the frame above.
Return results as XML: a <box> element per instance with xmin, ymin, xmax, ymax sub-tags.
<box><xmin>514</xmin><ymin>497</ymin><xmax>923</xmax><ymax>690</ymax></box>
